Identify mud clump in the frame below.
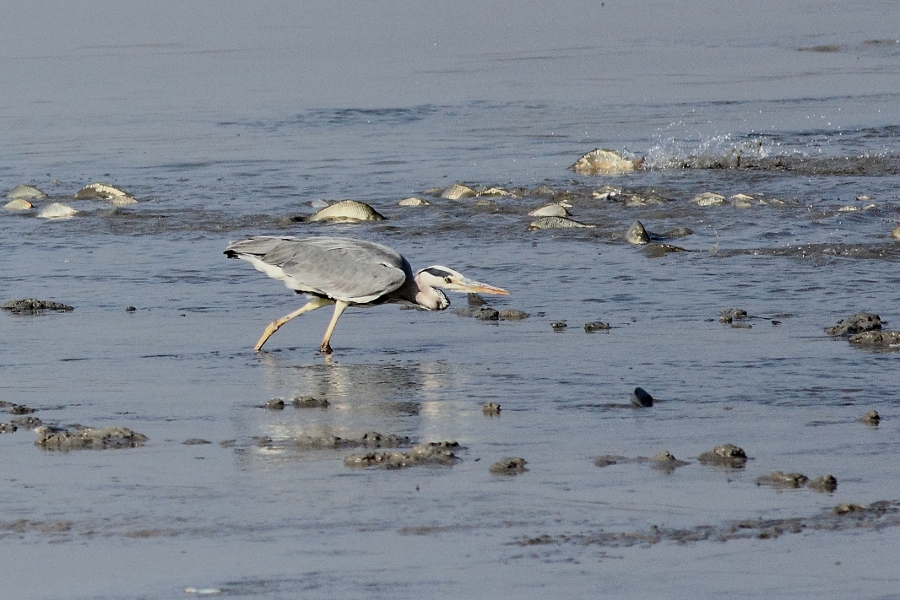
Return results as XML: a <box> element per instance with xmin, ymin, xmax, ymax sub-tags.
<box><xmin>264</xmin><ymin>398</ymin><xmax>286</xmax><ymax>410</ymax></box>
<box><xmin>344</xmin><ymin>441</ymin><xmax>461</xmax><ymax>469</ymax></box>
<box><xmin>594</xmin><ymin>455</ymin><xmax>629</xmax><ymax>468</ymax></box>
<box><xmin>825</xmin><ymin>313</ymin><xmax>883</xmax><ymax>336</ymax></box>
<box><xmin>0</xmin><ymin>423</ymin><xmax>17</xmax><ymax>434</ymax></box>
<box><xmin>755</xmin><ymin>471</ymin><xmax>809</xmax><ymax>489</ymax></box>
<box><xmin>499</xmin><ymin>309</ymin><xmax>529</xmax><ymax>321</ymax></box>
<box><xmin>490</xmin><ymin>457</ymin><xmax>528</xmax><ymax>475</ymax></box>
<box><xmin>584</xmin><ymin>321</ymin><xmax>610</xmax><ymax>332</ymax></box>
<box><xmin>2</xmin><ymin>299</ymin><xmax>74</xmax><ymax>314</ymax></box>
<box><xmin>11</xmin><ymin>416</ymin><xmax>42</xmax><ymax>428</ymax></box>
<box><xmin>698</xmin><ymin>444</ymin><xmax>748</xmax><ymax>468</ymax></box>
<box><xmin>292</xmin><ymin>395</ymin><xmax>329</xmax><ymax>408</ymax></box>
<box><xmin>35</xmin><ymin>426</ymin><xmax>148</xmax><ymax>450</ymax></box>
<box><xmin>361</xmin><ymin>431</ymin><xmax>411</xmax><ymax>448</ymax></box>
<box><xmin>648</xmin><ymin>451</ymin><xmax>690</xmax><ymax>473</ymax></box>
<box><xmin>719</xmin><ymin>308</ymin><xmax>748</xmax><ymax>323</ymax></box>
<box><xmin>256</xmin><ymin>430</ymin><xmax>411</xmax><ymax>451</ymax></box>
<box><xmin>594</xmin><ymin>451</ymin><xmax>689</xmax><ymax>473</ymax></box>
<box><xmin>3</xmin><ymin>402</ymin><xmax>37</xmax><ymax>415</ymax></box>
<box><xmin>848</xmin><ymin>330</ymin><xmax>900</xmax><ymax>349</ymax></box>
<box><xmin>808</xmin><ymin>475</ymin><xmax>839</xmax><ymax>493</ymax></box>
<box><xmin>474</xmin><ymin>307</ymin><xmax>500</xmax><ymax>321</ymax></box>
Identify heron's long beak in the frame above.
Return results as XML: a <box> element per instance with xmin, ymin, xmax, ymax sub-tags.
<box><xmin>450</xmin><ymin>277</ymin><xmax>510</xmax><ymax>295</ymax></box>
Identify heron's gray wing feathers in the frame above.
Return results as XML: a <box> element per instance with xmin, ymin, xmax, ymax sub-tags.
<box><xmin>227</xmin><ymin>236</ymin><xmax>409</xmax><ymax>304</ymax></box>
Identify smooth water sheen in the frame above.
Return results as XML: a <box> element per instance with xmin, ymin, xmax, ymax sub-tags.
<box><xmin>2</xmin><ymin>2</ymin><xmax>900</xmax><ymax>599</ymax></box>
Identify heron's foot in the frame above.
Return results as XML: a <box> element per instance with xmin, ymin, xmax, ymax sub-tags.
<box><xmin>319</xmin><ymin>342</ymin><xmax>333</xmax><ymax>354</ymax></box>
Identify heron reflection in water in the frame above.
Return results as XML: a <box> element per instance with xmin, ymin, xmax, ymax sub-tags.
<box><xmin>225</xmin><ymin>236</ymin><xmax>510</xmax><ymax>353</ymax></box>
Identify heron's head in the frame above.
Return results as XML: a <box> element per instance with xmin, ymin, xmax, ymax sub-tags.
<box><xmin>415</xmin><ymin>266</ymin><xmax>510</xmax><ymax>299</ymax></box>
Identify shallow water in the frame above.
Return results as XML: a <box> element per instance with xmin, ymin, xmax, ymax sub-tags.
<box><xmin>2</xmin><ymin>1</ymin><xmax>900</xmax><ymax>599</ymax></box>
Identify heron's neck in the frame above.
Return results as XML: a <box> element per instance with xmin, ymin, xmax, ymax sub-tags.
<box><xmin>409</xmin><ymin>273</ymin><xmax>448</xmax><ymax>310</ymax></box>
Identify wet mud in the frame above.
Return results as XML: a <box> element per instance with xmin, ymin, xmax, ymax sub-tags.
<box><xmin>344</xmin><ymin>441</ymin><xmax>461</xmax><ymax>469</ymax></box>
<box><xmin>255</xmin><ymin>430</ymin><xmax>413</xmax><ymax>452</ymax></box>
<box><xmin>514</xmin><ymin>501</ymin><xmax>900</xmax><ymax>549</ymax></box>
<box><xmin>594</xmin><ymin>452</ymin><xmax>690</xmax><ymax>474</ymax></box>
<box><xmin>34</xmin><ymin>425</ymin><xmax>148</xmax><ymax>451</ymax></box>
<box><xmin>753</xmin><ymin>471</ymin><xmax>838</xmax><ymax>491</ymax></box>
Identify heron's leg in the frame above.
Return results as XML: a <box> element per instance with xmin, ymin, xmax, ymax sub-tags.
<box><xmin>319</xmin><ymin>300</ymin><xmax>350</xmax><ymax>354</ymax></box>
<box><xmin>254</xmin><ymin>297</ymin><xmax>332</xmax><ymax>351</ymax></box>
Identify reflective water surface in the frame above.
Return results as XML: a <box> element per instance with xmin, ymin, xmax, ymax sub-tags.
<box><xmin>2</xmin><ymin>1</ymin><xmax>900</xmax><ymax>598</ymax></box>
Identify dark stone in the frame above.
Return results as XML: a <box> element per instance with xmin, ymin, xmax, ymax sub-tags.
<box><xmin>631</xmin><ymin>387</ymin><xmax>654</xmax><ymax>408</ymax></box>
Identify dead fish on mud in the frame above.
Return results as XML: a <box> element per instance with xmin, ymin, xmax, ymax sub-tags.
<box><xmin>398</xmin><ymin>197</ymin><xmax>430</xmax><ymax>206</ymax></box>
<box><xmin>528</xmin><ymin>216</ymin><xmax>595</xmax><ymax>230</ymax></box>
<box><xmin>528</xmin><ymin>203</ymin><xmax>571</xmax><ymax>218</ymax></box>
<box><xmin>4</xmin><ymin>199</ymin><xmax>33</xmax><ymax>210</ymax></box>
<box><xmin>440</xmin><ymin>183</ymin><xmax>477</xmax><ymax>200</ymax></box>
<box><xmin>75</xmin><ymin>182</ymin><xmax>138</xmax><ymax>205</ymax></box>
<box><xmin>6</xmin><ymin>183</ymin><xmax>46</xmax><ymax>199</ymax></box>
<box><xmin>693</xmin><ymin>192</ymin><xmax>726</xmax><ymax>206</ymax></box>
<box><xmin>304</xmin><ymin>200</ymin><xmax>385</xmax><ymax>223</ymax></box>
<box><xmin>37</xmin><ymin>202</ymin><xmax>78</xmax><ymax>219</ymax></box>
<box><xmin>477</xmin><ymin>186</ymin><xmax>518</xmax><ymax>198</ymax></box>
<box><xmin>570</xmin><ymin>148</ymin><xmax>644</xmax><ymax>175</ymax></box>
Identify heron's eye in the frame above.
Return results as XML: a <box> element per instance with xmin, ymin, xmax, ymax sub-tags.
<box><xmin>444</xmin><ymin>276</ymin><xmax>453</xmax><ymax>284</ymax></box>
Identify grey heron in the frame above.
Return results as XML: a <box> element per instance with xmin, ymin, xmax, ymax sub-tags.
<box><xmin>225</xmin><ymin>236</ymin><xmax>510</xmax><ymax>353</ymax></box>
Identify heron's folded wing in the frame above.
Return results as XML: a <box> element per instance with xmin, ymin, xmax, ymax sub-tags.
<box><xmin>274</xmin><ymin>238</ymin><xmax>408</xmax><ymax>303</ymax></box>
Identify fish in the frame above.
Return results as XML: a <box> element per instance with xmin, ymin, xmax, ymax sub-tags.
<box><xmin>305</xmin><ymin>200</ymin><xmax>385</xmax><ymax>223</ymax></box>
<box><xmin>528</xmin><ymin>216</ymin><xmax>595</xmax><ymax>230</ymax></box>
<box><xmin>570</xmin><ymin>149</ymin><xmax>644</xmax><ymax>175</ymax></box>
<box><xmin>6</xmin><ymin>184</ymin><xmax>46</xmax><ymax>199</ymax></box>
